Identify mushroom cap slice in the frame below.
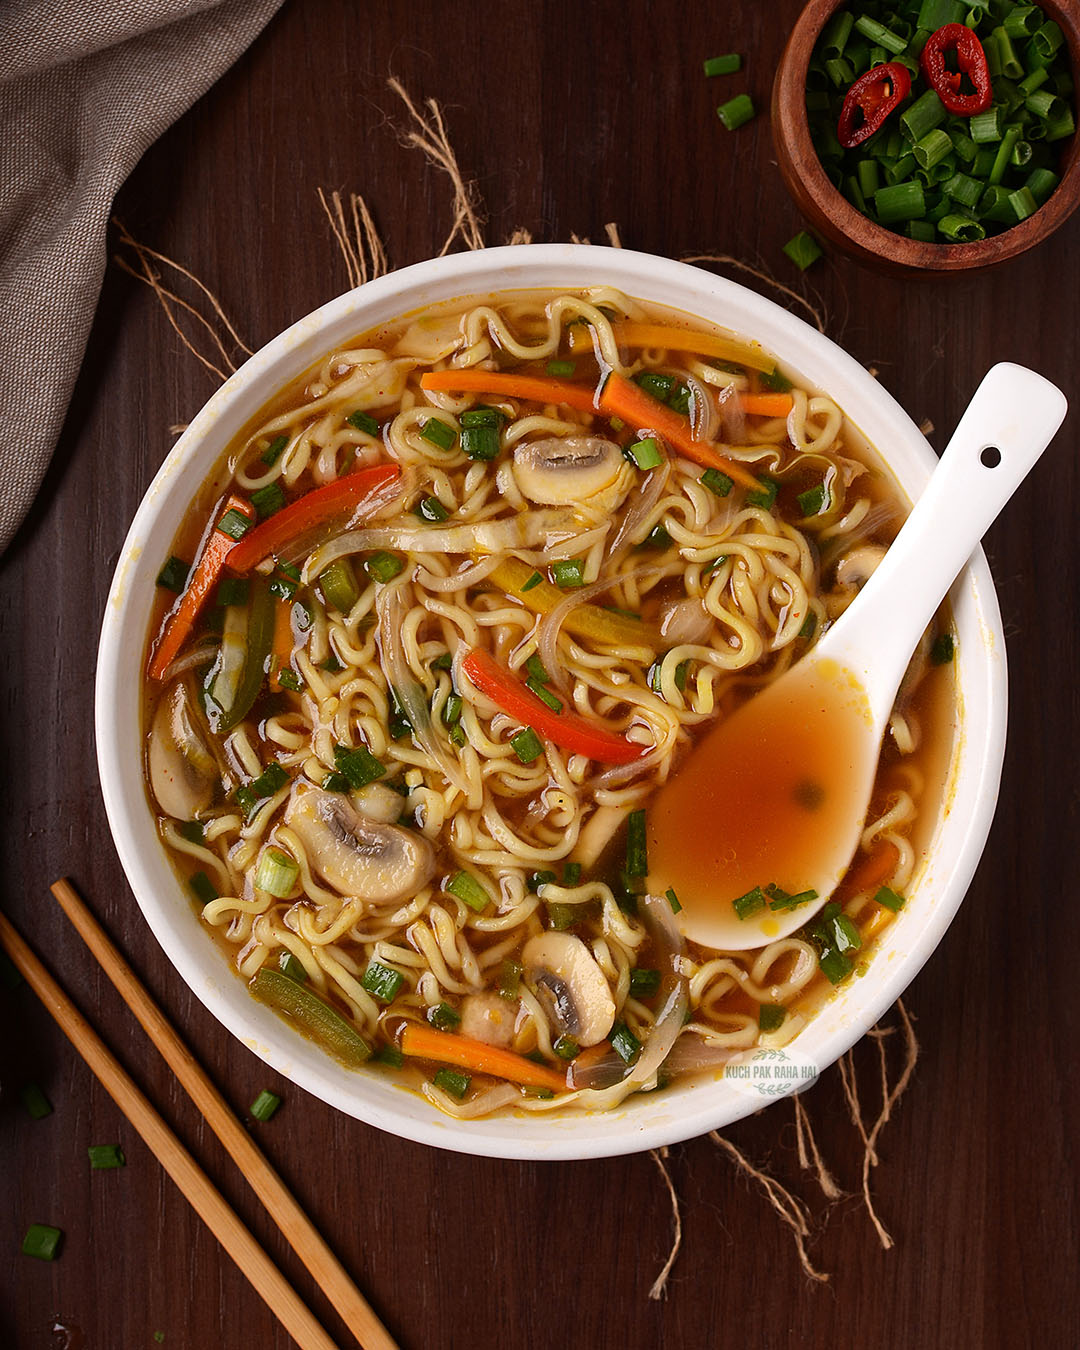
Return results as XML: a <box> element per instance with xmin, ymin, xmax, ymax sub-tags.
<box><xmin>512</xmin><ymin>436</ymin><xmax>632</xmax><ymax>511</ymax></box>
<box><xmin>284</xmin><ymin>782</ymin><xmax>435</xmax><ymax>903</ymax></box>
<box><xmin>521</xmin><ymin>930</ymin><xmax>616</xmax><ymax>1047</ymax></box>
<box><xmin>148</xmin><ymin>680</ymin><xmax>217</xmax><ymax>821</ymax></box>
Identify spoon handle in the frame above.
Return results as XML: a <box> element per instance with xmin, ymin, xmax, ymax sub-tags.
<box><xmin>823</xmin><ymin>362</ymin><xmax>1068</xmax><ymax>719</ymax></box>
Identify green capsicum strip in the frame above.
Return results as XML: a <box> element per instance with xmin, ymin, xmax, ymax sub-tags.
<box><xmin>250</xmin><ymin>967</ymin><xmax>371</xmax><ymax>1066</ymax></box>
<box><xmin>205</xmin><ymin>575</ymin><xmax>276</xmax><ymax>733</ymax></box>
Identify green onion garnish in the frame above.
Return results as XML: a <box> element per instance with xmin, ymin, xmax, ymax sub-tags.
<box><xmin>733</xmin><ymin>885</ymin><xmax>766</xmax><ymax>919</ymax></box>
<box><xmin>498</xmin><ymin>959</ymin><xmax>522</xmax><ymax>1001</ymax></box>
<box><xmin>373</xmin><ymin>1045</ymin><xmax>405</xmax><ymax>1068</ymax></box>
<box><xmin>874</xmin><ymin>886</ymin><xmax>907</xmax><ymax>912</ymax></box>
<box><xmin>420</xmin><ymin>417</ymin><xmax>456</xmax><ymax>450</ymax></box>
<box><xmin>364</xmin><ymin>551</ymin><xmax>404</xmax><ymax>583</ymax></box>
<box><xmin>189</xmin><ymin>871</ymin><xmax>218</xmax><ymax>906</ymax></box>
<box><xmin>562</xmin><ymin>861</ymin><xmax>582</xmax><ymax>887</ymax></box>
<box><xmin>510</xmin><ymin>727</ymin><xmax>545</xmax><ymax>764</ymax></box>
<box><xmin>333</xmin><ymin>743</ymin><xmax>385</xmax><ymax>788</ymax></box>
<box><xmin>520</xmin><ymin>570</ymin><xmax>543</xmax><ymax>591</ymax></box>
<box><xmin>639</xmin><ymin>523</ymin><xmax>672</xmax><ymax>550</ymax></box>
<box><xmin>551</xmin><ymin>558</ymin><xmax>585</xmax><ymax>588</ymax></box>
<box><xmin>746</xmin><ymin>476</ymin><xmax>779</xmax><ymax>509</ymax></box>
<box><xmin>22</xmin><ymin>1224</ymin><xmax>62</xmax><ymax>1261</ymax></box>
<box><xmin>447</xmin><ymin>870</ymin><xmax>492</xmax><ymax>912</ymax></box>
<box><xmin>261</xmin><ymin>434</ymin><xmax>289</xmax><ymax>466</ymax></box>
<box><xmin>427</xmin><ymin>1002</ymin><xmax>461</xmax><ymax>1030</ymax></box>
<box><xmin>628</xmin><ymin>437</ymin><xmax>664</xmax><ymax>470</ymax></box>
<box><xmin>546</xmin><ymin>360</ymin><xmax>576</xmax><ymax>376</ymax></box>
<box><xmin>717</xmin><ymin>93</ymin><xmax>755</xmax><ymax>130</ymax></box>
<box><xmin>758</xmin><ymin>1004</ymin><xmax>787</xmax><ymax>1032</ymax></box>
<box><xmin>528</xmin><ymin>870</ymin><xmax>557</xmax><ymax>892</ymax></box>
<box><xmin>254</xmin><ymin>848</ymin><xmax>299</xmax><ymax>898</ymax></box>
<box><xmin>433</xmin><ymin>1068</ymin><xmax>470</xmax><ymax>1099</ymax></box>
<box><xmin>635</xmin><ymin>371</ymin><xmax>675</xmax><ymax>400</ymax></box>
<box><xmin>88</xmin><ymin>1144</ymin><xmax>126</xmax><ymax>1169</ymax></box>
<box><xmin>20</xmin><ymin>1084</ymin><xmax>53</xmax><ymax>1120</ymax></box>
<box><xmin>277</xmin><ymin>669</ymin><xmax>302</xmax><ymax>693</ymax></box>
<box><xmin>760</xmin><ymin>366</ymin><xmax>793</xmax><ymax>392</ymax></box>
<box><xmin>416</xmin><ymin>495</ymin><xmax>449</xmax><ymax>522</ymax></box>
<box><xmin>611</xmin><ymin>1022</ymin><xmax>642</xmax><ymax>1065</ymax></box>
<box><xmin>704</xmin><ymin>53</ymin><xmax>741</xmax><ymax>77</ymax></box>
<box><xmin>156</xmin><ymin>556</ymin><xmax>190</xmax><ymax>592</ymax></box>
<box><xmin>524</xmin><ymin>655</ymin><xmax>549</xmax><ymax>683</ymax></box>
<box><xmin>767</xmin><ymin>884</ymin><xmax>818</xmax><ymax>912</ymax></box>
<box><xmin>460</xmin><ymin>405</ymin><xmax>506</xmax><ymax>428</ymax></box>
<box><xmin>250</xmin><ymin>1090</ymin><xmax>281</xmax><ymax>1122</ymax></box>
<box><xmin>216</xmin><ymin>506</ymin><xmax>253</xmax><ymax>540</ymax></box>
<box><xmin>442</xmin><ymin>692</ymin><xmax>463</xmax><ymax>727</ymax></box>
<box><xmin>278</xmin><ymin>951</ymin><xmax>307</xmax><ymax>983</ymax></box>
<box><xmin>545</xmin><ymin>900</ymin><xmax>579</xmax><ymax>931</ymax></box>
<box><xmin>797</xmin><ymin>483</ymin><xmax>828</xmax><ymax>516</ymax></box>
<box><xmin>526</xmin><ymin>678</ymin><xmax>562</xmax><ymax>713</ymax></box>
<box><xmin>629</xmin><ymin>967</ymin><xmax>661</xmax><ymax>998</ymax></box>
<box><xmin>666</xmin><ymin>886</ymin><xmax>682</xmax><ymax>914</ymax></box>
<box><xmin>931</xmin><ymin>632</ymin><xmax>955</xmax><ymax>664</ymax></box>
<box><xmin>461</xmin><ymin>425</ymin><xmax>500</xmax><ymax>461</ymax></box>
<box><xmin>625</xmin><ymin>808</ymin><xmax>648</xmax><ymax>878</ymax></box>
<box><xmin>346</xmin><ymin>409</ymin><xmax>379</xmax><ymax>436</ymax></box>
<box><xmin>700</xmin><ymin>467</ymin><xmax>733</xmax><ymax>498</ymax></box>
<box><xmin>430</xmin><ymin>652</ymin><xmax>454</xmax><ymax>670</ymax></box>
<box><xmin>361</xmin><ymin>960</ymin><xmax>405</xmax><ymax>1003</ymax></box>
<box><xmin>320</xmin><ymin>557</ymin><xmax>361</xmax><ymax>613</ymax></box>
<box><xmin>554</xmin><ymin>1034</ymin><xmax>580</xmax><ymax>1060</ymax></box>
<box><xmin>322</xmin><ymin>771</ymin><xmax>350</xmax><ymax>793</ymax></box>
<box><xmin>251</xmin><ymin>482</ymin><xmax>285</xmax><ymax>520</ymax></box>
<box><xmin>177</xmin><ymin>820</ymin><xmax>204</xmax><ymax>844</ymax></box>
<box><xmin>875</xmin><ymin>180</ymin><xmax>927</xmax><ymax>223</ymax></box>
<box><xmin>783</xmin><ymin>231</ymin><xmax>823</xmax><ymax>270</ymax></box>
<box><xmin>216</xmin><ymin>576</ymin><xmax>249</xmax><ymax>608</ymax></box>
<box><xmin>819</xmin><ymin>948</ymin><xmax>853</xmax><ymax>984</ymax></box>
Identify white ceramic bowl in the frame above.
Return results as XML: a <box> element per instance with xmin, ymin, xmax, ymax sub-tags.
<box><xmin>96</xmin><ymin>245</ymin><xmax>1006</xmax><ymax>1160</ymax></box>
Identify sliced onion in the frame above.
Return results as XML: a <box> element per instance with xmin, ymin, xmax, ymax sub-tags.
<box><xmin>686</xmin><ymin>373</ymin><xmax>717</xmax><ymax>443</ymax></box>
<box><xmin>661</xmin><ymin>1034</ymin><xmax>738</xmax><ymax>1076</ymax></box>
<box><xmin>658</xmin><ymin>597</ymin><xmax>713</xmax><ymax>646</ymax></box>
<box><xmin>605</xmin><ymin>463</ymin><xmax>669</xmax><ymax>561</ymax></box>
<box><xmin>716</xmin><ymin>382</ymin><xmax>746</xmax><ymax>446</ymax></box>
<box><xmin>592</xmin><ymin>736</ymin><xmax>672</xmax><ymax>789</ymax></box>
<box><xmin>570</xmin><ymin>891</ymin><xmax>688</xmax><ymax>1108</ymax></box>
<box><xmin>377</xmin><ymin>583</ymin><xmax>469</xmax><ymax>795</ymax></box>
<box><xmin>536</xmin><ymin>565</ymin><xmax>660</xmax><ymax>692</ymax></box>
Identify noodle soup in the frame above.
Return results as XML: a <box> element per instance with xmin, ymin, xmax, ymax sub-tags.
<box><xmin>143</xmin><ymin>288</ymin><xmax>954</xmax><ymax>1118</ymax></box>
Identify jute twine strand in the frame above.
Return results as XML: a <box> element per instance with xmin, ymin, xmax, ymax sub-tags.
<box><xmin>110</xmin><ymin>77</ymin><xmax>923</xmax><ymax>1297</ymax></box>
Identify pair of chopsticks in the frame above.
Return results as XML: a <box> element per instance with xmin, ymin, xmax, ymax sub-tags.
<box><xmin>0</xmin><ymin>879</ymin><xmax>398</xmax><ymax>1350</ymax></box>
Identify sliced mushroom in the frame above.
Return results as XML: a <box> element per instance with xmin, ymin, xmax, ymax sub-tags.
<box><xmin>834</xmin><ymin>543</ymin><xmax>886</xmax><ymax>594</ymax></box>
<box><xmin>459</xmin><ymin>991</ymin><xmax>517</xmax><ymax>1048</ymax></box>
<box><xmin>512</xmin><ymin>436</ymin><xmax>632</xmax><ymax>512</ymax></box>
<box><xmin>284</xmin><ymin>782</ymin><xmax>435</xmax><ymax>902</ymax></box>
<box><xmin>148</xmin><ymin>680</ymin><xmax>217</xmax><ymax>821</ymax></box>
<box><xmin>521</xmin><ymin>931</ymin><xmax>615</xmax><ymax>1047</ymax></box>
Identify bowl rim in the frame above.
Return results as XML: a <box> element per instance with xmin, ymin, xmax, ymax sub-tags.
<box><xmin>772</xmin><ymin>0</ymin><xmax>1080</xmax><ymax>272</ymax></box>
<box><xmin>95</xmin><ymin>243</ymin><xmax>1008</xmax><ymax>1159</ymax></box>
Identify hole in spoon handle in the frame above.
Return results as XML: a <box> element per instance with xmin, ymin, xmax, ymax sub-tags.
<box><xmin>980</xmin><ymin>446</ymin><xmax>1002</xmax><ymax>469</ymax></box>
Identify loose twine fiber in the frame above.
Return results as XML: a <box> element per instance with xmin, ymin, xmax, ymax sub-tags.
<box><xmin>114</xmin><ymin>77</ymin><xmax>921</xmax><ymax>1296</ymax></box>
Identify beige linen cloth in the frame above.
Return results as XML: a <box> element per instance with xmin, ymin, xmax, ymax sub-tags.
<box><xmin>0</xmin><ymin>0</ymin><xmax>284</xmax><ymax>555</ymax></box>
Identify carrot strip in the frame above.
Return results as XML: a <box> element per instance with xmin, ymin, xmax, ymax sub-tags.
<box><xmin>598</xmin><ymin>373</ymin><xmax>761</xmax><ymax>489</ymax></box>
<box><xmin>740</xmin><ymin>392</ymin><xmax>794</xmax><ymax>417</ymax></box>
<box><xmin>268</xmin><ymin>598</ymin><xmax>294</xmax><ymax>691</ymax></box>
<box><xmin>608</xmin><ymin>321</ymin><xmax>778</xmax><ymax>374</ymax></box>
<box><xmin>399</xmin><ymin>1023</ymin><xmax>567</xmax><ymax>1092</ymax></box>
<box><xmin>418</xmin><ymin>369</ymin><xmax>597</xmax><ymax>412</ymax></box>
<box><xmin>148</xmin><ymin>495</ymin><xmax>255</xmax><ymax>681</ymax></box>
<box><xmin>837</xmin><ymin>839</ymin><xmax>900</xmax><ymax>899</ymax></box>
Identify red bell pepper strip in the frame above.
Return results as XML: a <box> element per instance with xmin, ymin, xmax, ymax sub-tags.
<box><xmin>460</xmin><ymin>647</ymin><xmax>646</xmax><ymax>765</ymax></box>
<box><xmin>148</xmin><ymin>494</ymin><xmax>255</xmax><ymax>681</ymax></box>
<box><xmin>920</xmin><ymin>24</ymin><xmax>992</xmax><ymax>116</ymax></box>
<box><xmin>837</xmin><ymin>61</ymin><xmax>912</xmax><ymax>148</ymax></box>
<box><xmin>226</xmin><ymin>463</ymin><xmax>401</xmax><ymax>573</ymax></box>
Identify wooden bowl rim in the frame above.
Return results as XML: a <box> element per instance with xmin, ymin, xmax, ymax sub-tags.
<box><xmin>773</xmin><ymin>0</ymin><xmax>1080</xmax><ymax>271</ymax></box>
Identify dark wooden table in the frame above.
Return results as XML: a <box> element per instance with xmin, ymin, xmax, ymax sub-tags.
<box><xmin>4</xmin><ymin>2</ymin><xmax>1079</xmax><ymax>1346</ymax></box>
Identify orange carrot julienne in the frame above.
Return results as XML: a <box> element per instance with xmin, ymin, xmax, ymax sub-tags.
<box><xmin>268</xmin><ymin>598</ymin><xmax>294</xmax><ymax>691</ymax></box>
<box><xmin>838</xmin><ymin>839</ymin><xmax>900</xmax><ymax>899</ymax></box>
<box><xmin>608</xmin><ymin>321</ymin><xmax>778</xmax><ymax>374</ymax></box>
<box><xmin>418</xmin><ymin>368</ymin><xmax>597</xmax><ymax>412</ymax></box>
<box><xmin>598</xmin><ymin>373</ymin><xmax>761</xmax><ymax>489</ymax></box>
<box><xmin>399</xmin><ymin>1023</ymin><xmax>567</xmax><ymax>1092</ymax></box>
<box><xmin>149</xmin><ymin>494</ymin><xmax>255</xmax><ymax>681</ymax></box>
<box><xmin>740</xmin><ymin>392</ymin><xmax>794</xmax><ymax>418</ymax></box>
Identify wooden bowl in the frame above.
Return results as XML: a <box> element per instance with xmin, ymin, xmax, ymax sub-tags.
<box><xmin>771</xmin><ymin>0</ymin><xmax>1080</xmax><ymax>275</ymax></box>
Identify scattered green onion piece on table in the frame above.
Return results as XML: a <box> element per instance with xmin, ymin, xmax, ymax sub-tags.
<box><xmin>250</xmin><ymin>1090</ymin><xmax>281</xmax><ymax>1122</ymax></box>
<box><xmin>782</xmin><ymin>231</ymin><xmax>823</xmax><ymax>269</ymax></box>
<box><xmin>717</xmin><ymin>93</ymin><xmax>755</xmax><ymax>130</ymax></box>
<box><xmin>20</xmin><ymin>1084</ymin><xmax>52</xmax><ymax>1120</ymax></box>
<box><xmin>22</xmin><ymin>1224</ymin><xmax>63</xmax><ymax>1261</ymax></box>
<box><xmin>447</xmin><ymin>870</ymin><xmax>492</xmax><ymax>912</ymax></box>
<box><xmin>704</xmin><ymin>53</ymin><xmax>741</xmax><ymax>76</ymax></box>
<box><xmin>88</xmin><ymin>1144</ymin><xmax>126</xmax><ymax>1169</ymax></box>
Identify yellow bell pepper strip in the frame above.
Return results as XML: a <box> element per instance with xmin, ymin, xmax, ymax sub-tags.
<box><xmin>486</xmin><ymin>556</ymin><xmax>657</xmax><ymax>649</ymax></box>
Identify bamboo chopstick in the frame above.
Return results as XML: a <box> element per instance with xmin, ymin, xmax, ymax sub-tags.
<box><xmin>0</xmin><ymin>908</ymin><xmax>339</xmax><ymax>1350</ymax></box>
<box><xmin>45</xmin><ymin>879</ymin><xmax>398</xmax><ymax>1350</ymax></box>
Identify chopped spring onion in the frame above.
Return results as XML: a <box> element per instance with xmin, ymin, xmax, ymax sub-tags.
<box><xmin>528</xmin><ymin>870</ymin><xmax>557</xmax><ymax>891</ymax></box>
<box><xmin>254</xmin><ymin>848</ymin><xmax>299</xmax><ymax>898</ymax></box>
<box><xmin>430</xmin><ymin>651</ymin><xmax>454</xmax><ymax>670</ymax></box>
<box><xmin>251</xmin><ymin>481</ymin><xmax>285</xmax><ymax>519</ymax></box>
<box><xmin>278</xmin><ymin>951</ymin><xmax>308</xmax><ymax>983</ymax></box>
<box><xmin>277</xmin><ymin>668</ymin><xmax>302</xmax><ymax>693</ymax></box>
<box><xmin>767</xmin><ymin>884</ymin><xmax>819</xmax><ymax>912</ymax></box>
<box><xmin>217</xmin><ymin>506</ymin><xmax>254</xmax><ymax>540</ymax></box>
<box><xmin>635</xmin><ymin>371</ymin><xmax>675</xmax><ymax>400</ymax></box>
<box><xmin>250</xmin><ymin>1090</ymin><xmax>281</xmax><ymax>1122</ymax></box>
<box><xmin>318</xmin><ymin>557</ymin><xmax>360</xmax><ymax>612</ymax></box>
<box><xmin>333</xmin><ymin>743</ymin><xmax>385</xmax><ymax>788</ymax></box>
<box><xmin>20</xmin><ymin>1084</ymin><xmax>52</xmax><ymax>1120</ymax></box>
<box><xmin>526</xmin><ymin>678</ymin><xmax>563</xmax><ymax>713</ymax></box>
<box><xmin>447</xmin><ymin>870</ymin><xmax>492</xmax><ymax>912</ymax></box>
<box><xmin>362</xmin><ymin>960</ymin><xmax>405</xmax><ymax>1003</ymax></box>
<box><xmin>525</xmin><ymin>654</ymin><xmax>549</xmax><ymax>683</ymax></box>
<box><xmin>875</xmin><ymin>180</ymin><xmax>927</xmax><ymax>223</ymax></box>
<box><xmin>88</xmin><ymin>1144</ymin><xmax>126</xmax><ymax>1169</ymax></box>
<box><xmin>427</xmin><ymin>1002</ymin><xmax>461</xmax><ymax>1030</ymax></box>
<box><xmin>520</xmin><ymin>570</ymin><xmax>543</xmax><ymax>591</ymax></box>
<box><xmin>939</xmin><ymin>213</ymin><xmax>986</xmax><ymax>241</ymax></box>
<box><xmin>610</xmin><ymin>1021</ymin><xmax>643</xmax><ymax>1066</ymax></box>
<box><xmin>551</xmin><ymin>558</ymin><xmax>585</xmax><ymax>588</ymax></box>
<box><xmin>420</xmin><ymin>417</ymin><xmax>456</xmax><ymax>450</ymax></box>
<box><xmin>665</xmin><ymin>886</ymin><xmax>682</xmax><ymax>914</ymax></box>
<box><xmin>875</xmin><ymin>885</ymin><xmax>907</xmax><ymax>912</ymax></box>
<box><xmin>189</xmin><ymin>871</ymin><xmax>218</xmax><ymax>906</ymax></box>
<box><xmin>782</xmin><ymin>230</ymin><xmax>823</xmax><ymax>269</ymax></box>
<box><xmin>364</xmin><ymin>550</ymin><xmax>405</xmax><ymax>583</ymax></box>
<box><xmin>799</xmin><ymin>610</ymin><xmax>818</xmax><ymax>640</ymax></box>
<box><xmin>416</xmin><ymin>495</ymin><xmax>449</xmax><ymax>522</ymax></box>
<box><xmin>22</xmin><ymin>1224</ymin><xmax>63</xmax><ymax>1261</ymax></box>
<box><xmin>931</xmin><ymin>631</ymin><xmax>956</xmax><ymax>664</ymax></box>
<box><xmin>346</xmin><ymin>409</ymin><xmax>379</xmax><ymax>435</ymax></box>
<box><xmin>629</xmin><ymin>967</ymin><xmax>662</xmax><ymax>998</ymax></box>
<box><xmin>797</xmin><ymin>483</ymin><xmax>828</xmax><ymax>515</ymax></box>
<box><xmin>510</xmin><ymin>728</ymin><xmax>545</xmax><ymax>764</ymax></box>
<box><xmin>442</xmin><ymin>692</ymin><xmax>463</xmax><ymax>727</ymax></box>
<box><xmin>373</xmin><ymin>1045</ymin><xmax>405</xmax><ymax>1068</ymax></box>
<box><xmin>901</xmin><ymin>89</ymin><xmax>947</xmax><ymax>143</ymax></box>
<box><xmin>700</xmin><ymin>467</ymin><xmax>733</xmax><ymax>497</ymax></box>
<box><xmin>545</xmin><ymin>900</ymin><xmax>580</xmax><ymax>931</ymax></box>
<box><xmin>261</xmin><ymin>434</ymin><xmax>289</xmax><ymax>466</ymax></box>
<box><xmin>628</xmin><ymin>437</ymin><xmax>664</xmax><ymax>470</ymax></box>
<box><xmin>746</xmin><ymin>475</ymin><xmax>779</xmax><ymax>509</ymax></box>
<box><xmin>433</xmin><ymin>1067</ymin><xmax>471</xmax><ymax>1098</ymax></box>
<box><xmin>758</xmin><ymin>1004</ymin><xmax>787</xmax><ymax>1032</ymax></box>
<box><xmin>322</xmin><ymin>771</ymin><xmax>350</xmax><ymax>793</ymax></box>
<box><xmin>498</xmin><ymin>959</ymin><xmax>523</xmax><ymax>1001</ymax></box>
<box><xmin>625</xmin><ymin>808</ymin><xmax>648</xmax><ymax>878</ymax></box>
<box><xmin>717</xmin><ymin>93</ymin><xmax>756</xmax><ymax>130</ymax></box>
<box><xmin>733</xmin><ymin>885</ymin><xmax>767</xmax><ymax>919</ymax></box>
<box><xmin>554</xmin><ymin>1034</ymin><xmax>581</xmax><ymax>1060</ymax></box>
<box><xmin>704</xmin><ymin>53</ymin><xmax>741</xmax><ymax>77</ymax></box>
<box><xmin>156</xmin><ymin>556</ymin><xmax>190</xmax><ymax>592</ymax></box>
<box><xmin>216</xmin><ymin>576</ymin><xmax>249</xmax><ymax>607</ymax></box>
<box><xmin>546</xmin><ymin>360</ymin><xmax>576</xmax><ymax>376</ymax></box>
<box><xmin>562</xmin><ymin>861</ymin><xmax>582</xmax><ymax>887</ymax></box>
<box><xmin>460</xmin><ymin>405</ymin><xmax>507</xmax><ymax>428</ymax></box>
<box><xmin>461</xmin><ymin>425</ymin><xmax>500</xmax><ymax>461</ymax></box>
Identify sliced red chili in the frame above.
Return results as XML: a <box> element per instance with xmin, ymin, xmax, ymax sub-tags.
<box><xmin>836</xmin><ymin>62</ymin><xmax>912</xmax><ymax>149</ymax></box>
<box><xmin>919</xmin><ymin>23</ymin><xmax>992</xmax><ymax>116</ymax></box>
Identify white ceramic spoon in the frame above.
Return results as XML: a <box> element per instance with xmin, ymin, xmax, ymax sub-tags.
<box><xmin>648</xmin><ymin>362</ymin><xmax>1067</xmax><ymax>951</ymax></box>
